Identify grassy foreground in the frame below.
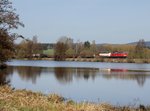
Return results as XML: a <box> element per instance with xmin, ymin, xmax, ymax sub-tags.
<box><xmin>0</xmin><ymin>86</ymin><xmax>149</xmax><ymax>111</ymax></box>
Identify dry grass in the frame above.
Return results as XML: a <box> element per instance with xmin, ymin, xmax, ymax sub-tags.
<box><xmin>0</xmin><ymin>86</ymin><xmax>149</xmax><ymax>111</ymax></box>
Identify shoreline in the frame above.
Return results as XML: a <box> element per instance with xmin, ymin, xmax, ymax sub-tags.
<box><xmin>0</xmin><ymin>86</ymin><xmax>149</xmax><ymax>111</ymax></box>
<box><xmin>15</xmin><ymin>58</ymin><xmax>150</xmax><ymax>63</ymax></box>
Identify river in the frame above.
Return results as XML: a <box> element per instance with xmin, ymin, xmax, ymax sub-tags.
<box><xmin>1</xmin><ymin>59</ymin><xmax>150</xmax><ymax>105</ymax></box>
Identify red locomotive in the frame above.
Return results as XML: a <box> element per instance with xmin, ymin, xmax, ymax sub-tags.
<box><xmin>99</xmin><ymin>52</ymin><xmax>128</xmax><ymax>58</ymax></box>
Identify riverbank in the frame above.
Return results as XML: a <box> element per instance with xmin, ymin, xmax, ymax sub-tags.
<box><xmin>0</xmin><ymin>86</ymin><xmax>149</xmax><ymax>111</ymax></box>
<box><xmin>17</xmin><ymin>58</ymin><xmax>150</xmax><ymax>63</ymax></box>
<box><xmin>66</xmin><ymin>58</ymin><xmax>150</xmax><ymax>63</ymax></box>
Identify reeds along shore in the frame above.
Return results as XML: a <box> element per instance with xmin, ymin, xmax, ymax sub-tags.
<box><xmin>0</xmin><ymin>86</ymin><xmax>149</xmax><ymax>111</ymax></box>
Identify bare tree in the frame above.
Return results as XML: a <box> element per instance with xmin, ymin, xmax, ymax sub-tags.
<box><xmin>0</xmin><ymin>0</ymin><xmax>24</xmax><ymax>30</ymax></box>
<box><xmin>135</xmin><ymin>39</ymin><xmax>146</xmax><ymax>58</ymax></box>
<box><xmin>54</xmin><ymin>36</ymin><xmax>74</xmax><ymax>60</ymax></box>
<box><xmin>16</xmin><ymin>36</ymin><xmax>41</xmax><ymax>58</ymax></box>
<box><xmin>0</xmin><ymin>0</ymin><xmax>24</xmax><ymax>66</ymax></box>
<box><xmin>54</xmin><ymin>42</ymin><xmax>68</xmax><ymax>61</ymax></box>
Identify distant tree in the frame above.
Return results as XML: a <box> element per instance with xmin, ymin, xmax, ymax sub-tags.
<box><xmin>32</xmin><ymin>36</ymin><xmax>41</xmax><ymax>54</ymax></box>
<box><xmin>80</xmin><ymin>41</ymin><xmax>96</xmax><ymax>58</ymax></box>
<box><xmin>65</xmin><ymin>48</ymin><xmax>75</xmax><ymax>58</ymax></box>
<box><xmin>54</xmin><ymin>42</ymin><xmax>68</xmax><ymax>61</ymax></box>
<box><xmin>134</xmin><ymin>39</ymin><xmax>146</xmax><ymax>58</ymax></box>
<box><xmin>54</xmin><ymin>36</ymin><xmax>74</xmax><ymax>60</ymax></box>
<box><xmin>16</xmin><ymin>40</ymin><xmax>27</xmax><ymax>58</ymax></box>
<box><xmin>75</xmin><ymin>40</ymin><xmax>83</xmax><ymax>57</ymax></box>
<box><xmin>58</xmin><ymin>36</ymin><xmax>74</xmax><ymax>48</ymax></box>
<box><xmin>16</xmin><ymin>37</ymin><xmax>41</xmax><ymax>58</ymax></box>
<box><xmin>0</xmin><ymin>0</ymin><xmax>24</xmax><ymax>66</ymax></box>
<box><xmin>90</xmin><ymin>40</ymin><xmax>97</xmax><ymax>55</ymax></box>
<box><xmin>135</xmin><ymin>39</ymin><xmax>145</xmax><ymax>52</ymax></box>
<box><xmin>26</xmin><ymin>40</ymin><xmax>34</xmax><ymax>58</ymax></box>
<box><xmin>84</xmin><ymin>41</ymin><xmax>90</xmax><ymax>49</ymax></box>
<box><xmin>80</xmin><ymin>49</ymin><xmax>94</xmax><ymax>58</ymax></box>
<box><xmin>16</xmin><ymin>40</ymin><xmax>33</xmax><ymax>58</ymax></box>
<box><xmin>57</xmin><ymin>36</ymin><xmax>68</xmax><ymax>43</ymax></box>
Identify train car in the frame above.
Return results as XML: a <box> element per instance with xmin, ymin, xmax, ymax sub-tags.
<box><xmin>110</xmin><ymin>52</ymin><xmax>128</xmax><ymax>58</ymax></box>
<box><xmin>99</xmin><ymin>52</ymin><xmax>128</xmax><ymax>58</ymax></box>
<box><xmin>99</xmin><ymin>52</ymin><xmax>111</xmax><ymax>57</ymax></box>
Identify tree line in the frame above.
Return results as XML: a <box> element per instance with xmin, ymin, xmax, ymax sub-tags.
<box><xmin>54</xmin><ymin>36</ymin><xmax>98</xmax><ymax>60</ymax></box>
<box><xmin>54</xmin><ymin>37</ymin><xmax>150</xmax><ymax>60</ymax></box>
<box><xmin>1</xmin><ymin>0</ymin><xmax>150</xmax><ymax>68</ymax></box>
<box><xmin>3</xmin><ymin>33</ymin><xmax>150</xmax><ymax>62</ymax></box>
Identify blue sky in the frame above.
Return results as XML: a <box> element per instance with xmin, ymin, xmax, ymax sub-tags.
<box><xmin>12</xmin><ymin>0</ymin><xmax>150</xmax><ymax>43</ymax></box>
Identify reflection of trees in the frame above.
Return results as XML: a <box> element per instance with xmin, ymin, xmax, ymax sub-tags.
<box><xmin>54</xmin><ymin>67</ymin><xmax>99</xmax><ymax>84</ymax></box>
<box><xmin>0</xmin><ymin>66</ymin><xmax>99</xmax><ymax>85</ymax></box>
<box><xmin>54</xmin><ymin>67</ymin><xmax>73</xmax><ymax>84</ymax></box>
<box><xmin>1</xmin><ymin>66</ymin><xmax>149</xmax><ymax>87</ymax></box>
<box><xmin>15</xmin><ymin>66</ymin><xmax>42</xmax><ymax>84</ymax></box>
<box><xmin>75</xmin><ymin>68</ymin><xmax>98</xmax><ymax>80</ymax></box>
<box><xmin>0</xmin><ymin>66</ymin><xmax>13</xmax><ymax>85</ymax></box>
<box><xmin>136</xmin><ymin>76</ymin><xmax>146</xmax><ymax>87</ymax></box>
<box><xmin>101</xmin><ymin>70</ymin><xmax>150</xmax><ymax>87</ymax></box>
<box><xmin>0</xmin><ymin>66</ymin><xmax>52</xmax><ymax>85</ymax></box>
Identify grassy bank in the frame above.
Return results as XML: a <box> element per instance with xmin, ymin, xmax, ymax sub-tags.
<box><xmin>66</xmin><ymin>58</ymin><xmax>150</xmax><ymax>63</ymax></box>
<box><xmin>0</xmin><ymin>86</ymin><xmax>149</xmax><ymax>111</ymax></box>
<box><xmin>15</xmin><ymin>58</ymin><xmax>150</xmax><ymax>63</ymax></box>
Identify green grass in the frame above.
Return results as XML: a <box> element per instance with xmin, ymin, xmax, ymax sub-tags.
<box><xmin>43</xmin><ymin>49</ymin><xmax>54</xmax><ymax>56</ymax></box>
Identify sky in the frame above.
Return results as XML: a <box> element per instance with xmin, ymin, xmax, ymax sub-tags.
<box><xmin>12</xmin><ymin>0</ymin><xmax>150</xmax><ymax>44</ymax></box>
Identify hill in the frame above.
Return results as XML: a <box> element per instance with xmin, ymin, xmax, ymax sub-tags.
<box><xmin>128</xmin><ymin>41</ymin><xmax>150</xmax><ymax>47</ymax></box>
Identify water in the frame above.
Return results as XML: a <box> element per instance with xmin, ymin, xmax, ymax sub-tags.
<box><xmin>1</xmin><ymin>60</ymin><xmax>150</xmax><ymax>105</ymax></box>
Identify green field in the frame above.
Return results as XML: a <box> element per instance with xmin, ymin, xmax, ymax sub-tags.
<box><xmin>43</xmin><ymin>49</ymin><xmax>54</xmax><ymax>56</ymax></box>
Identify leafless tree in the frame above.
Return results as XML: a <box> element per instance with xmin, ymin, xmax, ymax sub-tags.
<box><xmin>0</xmin><ymin>0</ymin><xmax>24</xmax><ymax>66</ymax></box>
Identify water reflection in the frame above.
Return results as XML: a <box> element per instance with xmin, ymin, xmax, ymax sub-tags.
<box><xmin>54</xmin><ymin>67</ymin><xmax>98</xmax><ymax>84</ymax></box>
<box><xmin>14</xmin><ymin>66</ymin><xmax>42</xmax><ymax>84</ymax></box>
<box><xmin>0</xmin><ymin>67</ymin><xmax>13</xmax><ymax>85</ymax></box>
<box><xmin>0</xmin><ymin>66</ymin><xmax>150</xmax><ymax>87</ymax></box>
<box><xmin>100</xmin><ymin>69</ymin><xmax>148</xmax><ymax>87</ymax></box>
